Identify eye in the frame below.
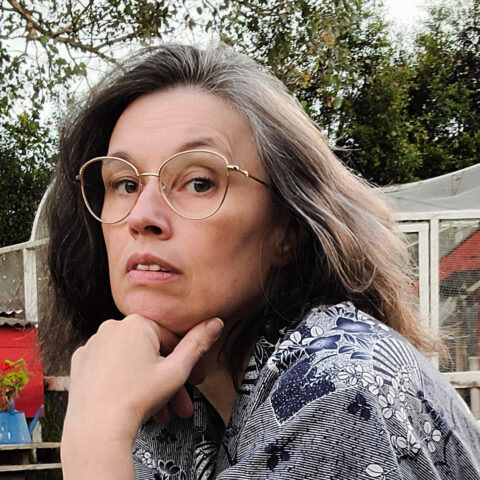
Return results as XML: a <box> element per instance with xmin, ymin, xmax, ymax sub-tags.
<box><xmin>185</xmin><ymin>176</ymin><xmax>214</xmax><ymax>194</ymax></box>
<box><xmin>111</xmin><ymin>178</ymin><xmax>139</xmax><ymax>195</ymax></box>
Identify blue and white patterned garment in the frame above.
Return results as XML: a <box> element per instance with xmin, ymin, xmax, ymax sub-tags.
<box><xmin>133</xmin><ymin>302</ymin><xmax>480</xmax><ymax>479</ymax></box>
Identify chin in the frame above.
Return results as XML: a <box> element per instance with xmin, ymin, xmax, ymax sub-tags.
<box><xmin>116</xmin><ymin>296</ymin><xmax>201</xmax><ymax>336</ymax></box>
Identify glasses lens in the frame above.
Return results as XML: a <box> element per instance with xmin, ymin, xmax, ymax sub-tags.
<box><xmin>81</xmin><ymin>157</ymin><xmax>139</xmax><ymax>223</ymax></box>
<box><xmin>160</xmin><ymin>151</ymin><xmax>229</xmax><ymax>219</ymax></box>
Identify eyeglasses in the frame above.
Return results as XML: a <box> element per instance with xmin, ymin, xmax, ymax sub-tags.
<box><xmin>76</xmin><ymin>149</ymin><xmax>270</xmax><ymax>223</ymax></box>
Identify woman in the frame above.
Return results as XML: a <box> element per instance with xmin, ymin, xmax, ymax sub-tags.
<box><xmin>43</xmin><ymin>44</ymin><xmax>480</xmax><ymax>479</ymax></box>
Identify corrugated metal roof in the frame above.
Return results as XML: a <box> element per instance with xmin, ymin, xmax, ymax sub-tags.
<box><xmin>0</xmin><ymin>317</ymin><xmax>36</xmax><ymax>327</ymax></box>
<box><xmin>0</xmin><ymin>309</ymin><xmax>23</xmax><ymax>317</ymax></box>
<box><xmin>379</xmin><ymin>163</ymin><xmax>480</xmax><ymax>214</ymax></box>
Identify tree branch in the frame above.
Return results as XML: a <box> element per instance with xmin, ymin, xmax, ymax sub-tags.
<box><xmin>7</xmin><ymin>0</ymin><xmax>119</xmax><ymax>66</ymax></box>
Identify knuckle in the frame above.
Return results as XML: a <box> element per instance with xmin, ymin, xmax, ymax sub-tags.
<box><xmin>70</xmin><ymin>346</ymin><xmax>85</xmax><ymax>367</ymax></box>
<box><xmin>96</xmin><ymin>318</ymin><xmax>119</xmax><ymax>333</ymax></box>
<box><xmin>123</xmin><ymin>314</ymin><xmax>151</xmax><ymax>333</ymax></box>
<box><xmin>124</xmin><ymin>313</ymin><xmax>144</xmax><ymax>323</ymax></box>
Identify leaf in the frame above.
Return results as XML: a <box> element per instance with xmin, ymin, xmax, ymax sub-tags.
<box><xmin>291</xmin><ymin>331</ymin><xmax>302</xmax><ymax>343</ymax></box>
<box><xmin>357</xmin><ymin>337</ymin><xmax>371</xmax><ymax>349</ymax></box>
<box><xmin>366</xmin><ymin>464</ymin><xmax>384</xmax><ymax>477</ymax></box>
<box><xmin>351</xmin><ymin>351</ymin><xmax>371</xmax><ymax>360</ymax></box>
<box><xmin>344</xmin><ymin>333</ymin><xmax>355</xmax><ymax>343</ymax></box>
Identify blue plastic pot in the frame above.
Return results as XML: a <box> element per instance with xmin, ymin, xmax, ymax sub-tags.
<box><xmin>0</xmin><ymin>401</ymin><xmax>44</xmax><ymax>444</ymax></box>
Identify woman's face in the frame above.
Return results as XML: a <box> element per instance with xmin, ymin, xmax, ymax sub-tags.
<box><xmin>102</xmin><ymin>87</ymin><xmax>287</xmax><ymax>335</ymax></box>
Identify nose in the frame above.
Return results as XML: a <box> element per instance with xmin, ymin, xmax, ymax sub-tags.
<box><xmin>127</xmin><ymin>177</ymin><xmax>172</xmax><ymax>238</ymax></box>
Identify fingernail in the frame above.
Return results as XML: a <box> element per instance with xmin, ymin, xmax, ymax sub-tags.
<box><xmin>206</xmin><ymin>318</ymin><xmax>224</xmax><ymax>339</ymax></box>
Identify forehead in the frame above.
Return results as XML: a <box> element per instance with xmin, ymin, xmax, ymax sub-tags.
<box><xmin>108</xmin><ymin>87</ymin><xmax>261</xmax><ymax>172</ymax></box>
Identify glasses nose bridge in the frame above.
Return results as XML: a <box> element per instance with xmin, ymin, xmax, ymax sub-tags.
<box><xmin>129</xmin><ymin>170</ymin><xmax>171</xmax><ymax>219</ymax></box>
<box><xmin>137</xmin><ymin>171</ymin><xmax>161</xmax><ymax>194</ymax></box>
<box><xmin>136</xmin><ymin>171</ymin><xmax>164</xmax><ymax>199</ymax></box>
<box><xmin>138</xmin><ymin>172</ymin><xmax>160</xmax><ymax>178</ymax></box>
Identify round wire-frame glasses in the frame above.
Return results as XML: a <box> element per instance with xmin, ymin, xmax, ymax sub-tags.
<box><xmin>75</xmin><ymin>149</ymin><xmax>270</xmax><ymax>223</ymax></box>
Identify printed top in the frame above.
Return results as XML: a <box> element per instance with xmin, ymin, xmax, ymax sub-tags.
<box><xmin>133</xmin><ymin>302</ymin><xmax>480</xmax><ymax>479</ymax></box>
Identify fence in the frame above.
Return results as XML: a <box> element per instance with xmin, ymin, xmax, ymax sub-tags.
<box><xmin>397</xmin><ymin>209</ymin><xmax>480</xmax><ymax>417</ymax></box>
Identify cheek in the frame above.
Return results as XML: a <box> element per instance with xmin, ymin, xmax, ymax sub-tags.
<box><xmin>192</xmin><ymin>209</ymin><xmax>277</xmax><ymax>287</ymax></box>
<box><xmin>102</xmin><ymin>226</ymin><xmax>125</xmax><ymax>286</ymax></box>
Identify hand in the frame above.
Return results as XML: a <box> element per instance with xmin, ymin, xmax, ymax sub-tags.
<box><xmin>61</xmin><ymin>315</ymin><xmax>223</xmax><ymax>479</ymax></box>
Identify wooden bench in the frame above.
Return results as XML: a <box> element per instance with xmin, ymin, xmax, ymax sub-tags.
<box><xmin>0</xmin><ymin>442</ymin><xmax>61</xmax><ymax>478</ymax></box>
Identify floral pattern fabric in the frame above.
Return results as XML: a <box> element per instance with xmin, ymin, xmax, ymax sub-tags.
<box><xmin>133</xmin><ymin>302</ymin><xmax>480</xmax><ymax>479</ymax></box>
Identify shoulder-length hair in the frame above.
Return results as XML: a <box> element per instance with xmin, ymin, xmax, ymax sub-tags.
<box><xmin>42</xmin><ymin>44</ymin><xmax>440</xmax><ymax>379</ymax></box>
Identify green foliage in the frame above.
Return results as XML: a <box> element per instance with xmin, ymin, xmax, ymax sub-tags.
<box><xmin>0</xmin><ymin>358</ymin><xmax>33</xmax><ymax>411</ymax></box>
<box><xmin>0</xmin><ymin>114</ymin><xmax>54</xmax><ymax>247</ymax></box>
<box><xmin>218</xmin><ymin>0</ymin><xmax>391</xmax><ymax>133</ymax></box>
<box><xmin>0</xmin><ymin>0</ymin><xmax>479</xmax><ymax>246</ymax></box>
<box><xmin>337</xmin><ymin>60</ymin><xmax>421</xmax><ymax>184</ymax></box>
<box><xmin>0</xmin><ymin>0</ymin><xmax>206</xmax><ymax>247</ymax></box>
<box><xmin>409</xmin><ymin>0</ymin><xmax>480</xmax><ymax>179</ymax></box>
<box><xmin>217</xmin><ymin>0</ymin><xmax>480</xmax><ymax>184</ymax></box>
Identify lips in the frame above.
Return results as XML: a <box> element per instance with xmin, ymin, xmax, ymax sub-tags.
<box><xmin>126</xmin><ymin>254</ymin><xmax>180</xmax><ymax>274</ymax></box>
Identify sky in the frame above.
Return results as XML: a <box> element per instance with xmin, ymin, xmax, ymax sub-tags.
<box><xmin>384</xmin><ymin>0</ymin><xmax>428</xmax><ymax>26</ymax></box>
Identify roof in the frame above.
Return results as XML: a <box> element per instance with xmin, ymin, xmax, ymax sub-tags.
<box><xmin>379</xmin><ymin>163</ymin><xmax>480</xmax><ymax>214</ymax></box>
<box><xmin>0</xmin><ymin>309</ymin><xmax>23</xmax><ymax>317</ymax></box>
<box><xmin>439</xmin><ymin>229</ymin><xmax>480</xmax><ymax>282</ymax></box>
<box><xmin>0</xmin><ymin>309</ymin><xmax>35</xmax><ymax>327</ymax></box>
<box><xmin>0</xmin><ymin>317</ymin><xmax>36</xmax><ymax>327</ymax></box>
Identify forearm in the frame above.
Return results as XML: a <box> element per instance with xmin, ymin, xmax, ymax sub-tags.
<box><xmin>61</xmin><ymin>423</ymin><xmax>135</xmax><ymax>480</ymax></box>
<box><xmin>60</xmin><ymin>316</ymin><xmax>223</xmax><ymax>479</ymax></box>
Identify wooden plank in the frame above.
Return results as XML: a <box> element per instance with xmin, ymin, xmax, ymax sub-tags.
<box><xmin>0</xmin><ymin>239</ymin><xmax>48</xmax><ymax>255</ymax></box>
<box><xmin>44</xmin><ymin>376</ymin><xmax>70</xmax><ymax>391</ymax></box>
<box><xmin>443</xmin><ymin>370</ymin><xmax>480</xmax><ymax>388</ymax></box>
<box><xmin>394</xmin><ymin>210</ymin><xmax>480</xmax><ymax>222</ymax></box>
<box><xmin>23</xmin><ymin>248</ymin><xmax>38</xmax><ymax>325</ymax></box>
<box><xmin>0</xmin><ymin>442</ymin><xmax>60</xmax><ymax>451</ymax></box>
<box><xmin>0</xmin><ymin>442</ymin><xmax>60</xmax><ymax>450</ymax></box>
<box><xmin>0</xmin><ymin>463</ymin><xmax>62</xmax><ymax>472</ymax></box>
<box><xmin>429</xmin><ymin>218</ymin><xmax>439</xmax><ymax>369</ymax></box>
<box><xmin>469</xmin><ymin>357</ymin><xmax>480</xmax><ymax>419</ymax></box>
<box><xmin>0</xmin><ymin>442</ymin><xmax>61</xmax><ymax>473</ymax></box>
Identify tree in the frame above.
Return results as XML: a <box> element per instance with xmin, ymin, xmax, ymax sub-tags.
<box><xmin>337</xmin><ymin>59</ymin><xmax>421</xmax><ymax>184</ymax></box>
<box><xmin>217</xmin><ymin>0</ymin><xmax>422</xmax><ymax>183</ymax></box>
<box><xmin>217</xmin><ymin>0</ymin><xmax>480</xmax><ymax>184</ymax></box>
<box><xmin>1</xmin><ymin>0</ymin><xmax>480</xmax><ymax>247</ymax></box>
<box><xmin>217</xmin><ymin>0</ymin><xmax>390</xmax><ymax>133</ymax></box>
<box><xmin>0</xmin><ymin>127</ymin><xmax>52</xmax><ymax>246</ymax></box>
<box><xmin>0</xmin><ymin>0</ymin><xmax>211</xmax><ymax>246</ymax></box>
<box><xmin>408</xmin><ymin>0</ymin><xmax>480</xmax><ymax>179</ymax></box>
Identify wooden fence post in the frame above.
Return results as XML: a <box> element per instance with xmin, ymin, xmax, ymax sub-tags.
<box><xmin>469</xmin><ymin>356</ymin><xmax>480</xmax><ymax>419</ymax></box>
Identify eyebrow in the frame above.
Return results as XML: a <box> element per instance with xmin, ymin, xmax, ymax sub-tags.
<box><xmin>179</xmin><ymin>138</ymin><xmax>222</xmax><ymax>151</ymax></box>
<box><xmin>107</xmin><ymin>137</ymin><xmax>226</xmax><ymax>161</ymax></box>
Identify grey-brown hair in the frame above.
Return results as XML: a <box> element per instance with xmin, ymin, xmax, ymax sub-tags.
<box><xmin>42</xmin><ymin>44</ymin><xmax>441</xmax><ymax>379</ymax></box>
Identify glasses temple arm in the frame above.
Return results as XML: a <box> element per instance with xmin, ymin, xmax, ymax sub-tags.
<box><xmin>227</xmin><ymin>165</ymin><xmax>271</xmax><ymax>188</ymax></box>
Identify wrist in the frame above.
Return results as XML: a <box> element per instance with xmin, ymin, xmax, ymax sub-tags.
<box><xmin>62</xmin><ymin>413</ymin><xmax>139</xmax><ymax>447</ymax></box>
<box><xmin>61</xmin><ymin>421</ymin><xmax>135</xmax><ymax>479</ymax></box>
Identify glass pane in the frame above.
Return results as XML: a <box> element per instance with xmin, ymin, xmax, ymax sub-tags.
<box><xmin>438</xmin><ymin>220</ymin><xmax>480</xmax><ymax>373</ymax></box>
<box><xmin>404</xmin><ymin>231</ymin><xmax>420</xmax><ymax>288</ymax></box>
<box><xmin>0</xmin><ymin>249</ymin><xmax>25</xmax><ymax>313</ymax></box>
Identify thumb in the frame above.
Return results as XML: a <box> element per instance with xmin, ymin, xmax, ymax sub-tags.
<box><xmin>158</xmin><ymin>318</ymin><xmax>223</xmax><ymax>391</ymax></box>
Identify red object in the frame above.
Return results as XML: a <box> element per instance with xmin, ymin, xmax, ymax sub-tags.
<box><xmin>439</xmin><ymin>229</ymin><xmax>480</xmax><ymax>283</ymax></box>
<box><xmin>0</xmin><ymin>326</ymin><xmax>44</xmax><ymax>417</ymax></box>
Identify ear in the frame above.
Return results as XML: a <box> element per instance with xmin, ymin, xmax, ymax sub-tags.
<box><xmin>270</xmin><ymin>218</ymin><xmax>299</xmax><ymax>267</ymax></box>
